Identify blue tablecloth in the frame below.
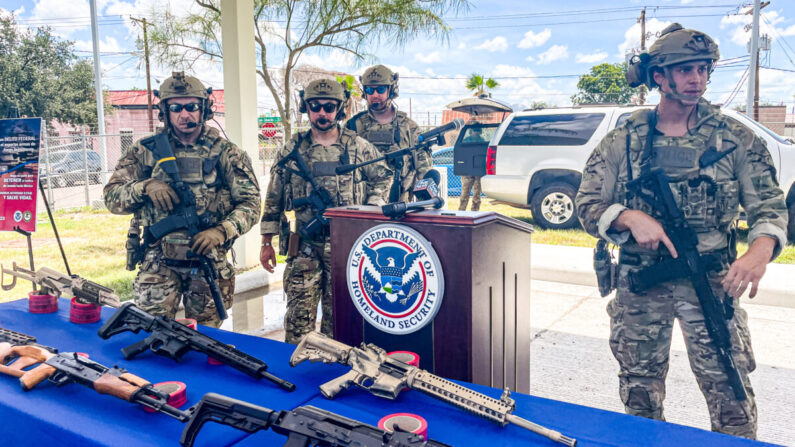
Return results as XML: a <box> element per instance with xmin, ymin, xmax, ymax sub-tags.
<box><xmin>0</xmin><ymin>298</ymin><xmax>777</xmax><ymax>446</ymax></box>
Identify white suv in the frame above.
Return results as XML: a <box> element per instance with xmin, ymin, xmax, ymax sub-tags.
<box><xmin>482</xmin><ymin>105</ymin><xmax>795</xmax><ymax>238</ymax></box>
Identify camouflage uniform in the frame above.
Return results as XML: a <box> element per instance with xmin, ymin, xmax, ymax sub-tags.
<box><xmin>261</xmin><ymin>127</ymin><xmax>391</xmax><ymax>344</ymax></box>
<box><xmin>576</xmin><ymin>100</ymin><xmax>788</xmax><ymax>438</ymax></box>
<box><xmin>346</xmin><ymin>109</ymin><xmax>431</xmax><ymax>202</ymax></box>
<box><xmin>104</xmin><ymin>125</ymin><xmax>261</xmax><ymax>327</ymax></box>
<box><xmin>459</xmin><ymin>176</ymin><xmax>482</xmax><ymax>211</ymax></box>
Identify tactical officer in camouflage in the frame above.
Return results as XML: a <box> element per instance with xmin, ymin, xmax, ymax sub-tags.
<box><xmin>104</xmin><ymin>72</ymin><xmax>261</xmax><ymax>328</ymax></box>
<box><xmin>346</xmin><ymin>65</ymin><xmax>432</xmax><ymax>202</ymax></box>
<box><xmin>260</xmin><ymin>78</ymin><xmax>391</xmax><ymax>344</ymax></box>
<box><xmin>576</xmin><ymin>24</ymin><xmax>788</xmax><ymax>439</ymax></box>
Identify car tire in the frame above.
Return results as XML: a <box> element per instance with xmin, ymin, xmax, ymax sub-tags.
<box><xmin>52</xmin><ymin>176</ymin><xmax>65</xmax><ymax>189</ymax></box>
<box><xmin>530</xmin><ymin>183</ymin><xmax>579</xmax><ymax>230</ymax></box>
<box><xmin>90</xmin><ymin>173</ymin><xmax>100</xmax><ymax>184</ymax></box>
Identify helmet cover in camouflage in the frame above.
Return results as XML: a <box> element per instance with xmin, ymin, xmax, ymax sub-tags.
<box><xmin>302</xmin><ymin>78</ymin><xmax>348</xmax><ymax>103</ymax></box>
<box><xmin>626</xmin><ymin>23</ymin><xmax>720</xmax><ymax>89</ymax></box>
<box><xmin>361</xmin><ymin>65</ymin><xmax>397</xmax><ymax>86</ymax></box>
<box><xmin>156</xmin><ymin>72</ymin><xmax>210</xmax><ymax>101</ymax></box>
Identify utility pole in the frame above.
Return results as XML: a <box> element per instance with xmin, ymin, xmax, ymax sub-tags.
<box><xmin>131</xmin><ymin>17</ymin><xmax>154</xmax><ymax>132</ymax></box>
<box><xmin>745</xmin><ymin>1</ymin><xmax>770</xmax><ymax>120</ymax></box>
<box><xmin>89</xmin><ymin>0</ymin><xmax>108</xmax><ymax>183</ymax></box>
<box><xmin>638</xmin><ymin>7</ymin><xmax>646</xmax><ymax>105</ymax></box>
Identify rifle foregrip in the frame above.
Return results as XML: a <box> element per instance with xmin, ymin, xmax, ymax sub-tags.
<box><xmin>19</xmin><ymin>363</ymin><xmax>57</xmax><ymax>391</ymax></box>
<box><xmin>93</xmin><ymin>373</ymin><xmax>140</xmax><ymax>401</ymax></box>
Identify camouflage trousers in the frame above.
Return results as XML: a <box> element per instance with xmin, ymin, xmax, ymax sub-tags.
<box><xmin>458</xmin><ymin>176</ymin><xmax>482</xmax><ymax>211</ymax></box>
<box><xmin>283</xmin><ymin>239</ymin><xmax>333</xmax><ymax>344</ymax></box>
<box><xmin>133</xmin><ymin>248</ymin><xmax>235</xmax><ymax>328</ymax></box>
<box><xmin>608</xmin><ymin>263</ymin><xmax>757</xmax><ymax>439</ymax></box>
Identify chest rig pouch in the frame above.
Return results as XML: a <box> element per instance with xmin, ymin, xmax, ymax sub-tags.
<box><xmin>624</xmin><ymin>113</ymin><xmax>739</xmax><ymax>232</ymax></box>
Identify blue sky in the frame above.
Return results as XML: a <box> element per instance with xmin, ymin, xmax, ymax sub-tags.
<box><xmin>3</xmin><ymin>0</ymin><xmax>795</xmax><ymax>126</ymax></box>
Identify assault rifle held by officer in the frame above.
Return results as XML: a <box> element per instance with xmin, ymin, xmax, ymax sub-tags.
<box><xmin>625</xmin><ymin>167</ymin><xmax>748</xmax><ymax>401</ymax></box>
<box><xmin>1</xmin><ymin>263</ymin><xmax>121</xmax><ymax>307</ymax></box>
<box><xmin>138</xmin><ymin>132</ymin><xmax>228</xmax><ymax>321</ymax></box>
<box><xmin>0</xmin><ymin>330</ymin><xmax>190</xmax><ymax>420</ymax></box>
<box><xmin>336</xmin><ymin>119</ymin><xmax>464</xmax><ymax>203</ymax></box>
<box><xmin>98</xmin><ymin>302</ymin><xmax>296</xmax><ymax>392</ymax></box>
<box><xmin>290</xmin><ymin>331</ymin><xmax>577</xmax><ymax>446</ymax></box>
<box><xmin>180</xmin><ymin>392</ymin><xmax>451</xmax><ymax>447</ymax></box>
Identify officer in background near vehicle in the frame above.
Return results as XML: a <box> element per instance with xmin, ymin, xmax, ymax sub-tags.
<box><xmin>459</xmin><ymin>122</ymin><xmax>485</xmax><ymax>211</ymax></box>
<box><xmin>575</xmin><ymin>24</ymin><xmax>788</xmax><ymax>439</ymax></box>
<box><xmin>104</xmin><ymin>72</ymin><xmax>261</xmax><ymax>327</ymax></box>
<box><xmin>260</xmin><ymin>78</ymin><xmax>391</xmax><ymax>344</ymax></box>
<box><xmin>346</xmin><ymin>65</ymin><xmax>432</xmax><ymax>202</ymax></box>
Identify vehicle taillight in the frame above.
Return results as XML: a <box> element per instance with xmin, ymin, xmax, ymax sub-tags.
<box><xmin>486</xmin><ymin>145</ymin><xmax>497</xmax><ymax>175</ymax></box>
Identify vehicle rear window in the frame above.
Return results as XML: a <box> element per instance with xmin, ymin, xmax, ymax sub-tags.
<box><xmin>498</xmin><ymin>113</ymin><xmax>605</xmax><ymax>146</ymax></box>
<box><xmin>433</xmin><ymin>150</ymin><xmax>453</xmax><ymax>165</ymax></box>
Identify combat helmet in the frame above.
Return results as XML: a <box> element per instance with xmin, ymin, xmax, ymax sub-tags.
<box><xmin>360</xmin><ymin>65</ymin><xmax>399</xmax><ymax>99</ymax></box>
<box><xmin>154</xmin><ymin>72</ymin><xmax>214</xmax><ymax>123</ymax></box>
<box><xmin>299</xmin><ymin>78</ymin><xmax>351</xmax><ymax>119</ymax></box>
<box><xmin>626</xmin><ymin>23</ymin><xmax>719</xmax><ymax>99</ymax></box>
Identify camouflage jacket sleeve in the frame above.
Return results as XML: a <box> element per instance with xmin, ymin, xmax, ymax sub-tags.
<box><xmin>355</xmin><ymin>137</ymin><xmax>393</xmax><ymax>206</ymax></box>
<box><xmin>575</xmin><ymin>127</ymin><xmax>632</xmax><ymax>245</ymax></box>
<box><xmin>259</xmin><ymin>141</ymin><xmax>292</xmax><ymax>235</ymax></box>
<box><xmin>103</xmin><ymin>139</ymin><xmax>153</xmax><ymax>215</ymax></box>
<box><xmin>216</xmin><ymin>142</ymin><xmax>261</xmax><ymax>241</ymax></box>
<box><xmin>726</xmin><ymin>117</ymin><xmax>788</xmax><ymax>258</ymax></box>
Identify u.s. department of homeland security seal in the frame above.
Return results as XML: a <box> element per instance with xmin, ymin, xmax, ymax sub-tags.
<box><xmin>347</xmin><ymin>224</ymin><xmax>444</xmax><ymax>335</ymax></box>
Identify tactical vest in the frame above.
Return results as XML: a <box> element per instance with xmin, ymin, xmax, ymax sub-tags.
<box><xmin>142</xmin><ymin>129</ymin><xmax>231</xmax><ymax>260</ymax></box>
<box><xmin>617</xmin><ymin>111</ymin><xmax>741</xmax><ymax>233</ymax></box>
<box><xmin>347</xmin><ymin>110</ymin><xmax>403</xmax><ymax>154</ymax></box>
<box><xmin>281</xmin><ymin>128</ymin><xmax>360</xmax><ymax>212</ymax></box>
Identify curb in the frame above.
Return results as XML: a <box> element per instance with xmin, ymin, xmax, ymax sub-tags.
<box><xmin>531</xmin><ymin>243</ymin><xmax>795</xmax><ymax>309</ymax></box>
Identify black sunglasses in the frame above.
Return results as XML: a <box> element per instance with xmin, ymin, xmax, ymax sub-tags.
<box><xmin>307</xmin><ymin>101</ymin><xmax>338</xmax><ymax>113</ymax></box>
<box><xmin>364</xmin><ymin>85</ymin><xmax>389</xmax><ymax>95</ymax></box>
<box><xmin>168</xmin><ymin>103</ymin><xmax>201</xmax><ymax>113</ymax></box>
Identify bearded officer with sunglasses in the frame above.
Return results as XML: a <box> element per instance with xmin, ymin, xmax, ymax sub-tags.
<box><xmin>346</xmin><ymin>65</ymin><xmax>431</xmax><ymax>202</ymax></box>
<box><xmin>260</xmin><ymin>78</ymin><xmax>391</xmax><ymax>344</ymax></box>
<box><xmin>105</xmin><ymin>72</ymin><xmax>261</xmax><ymax>327</ymax></box>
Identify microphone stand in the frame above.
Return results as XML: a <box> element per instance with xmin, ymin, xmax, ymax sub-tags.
<box><xmin>335</xmin><ymin>135</ymin><xmax>445</xmax><ymax>202</ymax></box>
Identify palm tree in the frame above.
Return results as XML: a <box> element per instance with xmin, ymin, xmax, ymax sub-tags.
<box><xmin>465</xmin><ymin>73</ymin><xmax>500</xmax><ymax>96</ymax></box>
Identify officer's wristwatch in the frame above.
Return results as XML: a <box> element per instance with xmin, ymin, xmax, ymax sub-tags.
<box><xmin>262</xmin><ymin>242</ymin><xmax>272</xmax><ymax>247</ymax></box>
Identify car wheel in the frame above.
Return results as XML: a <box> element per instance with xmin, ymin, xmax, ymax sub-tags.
<box><xmin>530</xmin><ymin>183</ymin><xmax>579</xmax><ymax>230</ymax></box>
<box><xmin>51</xmin><ymin>176</ymin><xmax>65</xmax><ymax>188</ymax></box>
<box><xmin>90</xmin><ymin>173</ymin><xmax>100</xmax><ymax>184</ymax></box>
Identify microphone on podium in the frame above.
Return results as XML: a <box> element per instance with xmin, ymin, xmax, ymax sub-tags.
<box><xmin>382</xmin><ymin>170</ymin><xmax>444</xmax><ymax>219</ymax></box>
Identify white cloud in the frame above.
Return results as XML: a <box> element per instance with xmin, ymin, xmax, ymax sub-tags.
<box><xmin>525</xmin><ymin>55</ymin><xmax>535</xmax><ymax>62</ymax></box>
<box><xmin>537</xmin><ymin>45</ymin><xmax>569</xmax><ymax>64</ymax></box>
<box><xmin>295</xmin><ymin>49</ymin><xmax>356</xmax><ymax>71</ymax></box>
<box><xmin>575</xmin><ymin>51</ymin><xmax>608</xmax><ymax>64</ymax></box>
<box><xmin>75</xmin><ymin>36</ymin><xmax>124</xmax><ymax>54</ymax></box>
<box><xmin>457</xmin><ymin>42</ymin><xmax>466</xmax><ymax>50</ymax></box>
<box><xmin>517</xmin><ymin>28</ymin><xmax>551</xmax><ymax>49</ymax></box>
<box><xmin>618</xmin><ymin>18</ymin><xmax>672</xmax><ymax>57</ymax></box>
<box><xmin>474</xmin><ymin>36</ymin><xmax>508</xmax><ymax>52</ymax></box>
<box><xmin>721</xmin><ymin>10</ymin><xmax>795</xmax><ymax>47</ymax></box>
<box><xmin>415</xmin><ymin>51</ymin><xmax>441</xmax><ymax>64</ymax></box>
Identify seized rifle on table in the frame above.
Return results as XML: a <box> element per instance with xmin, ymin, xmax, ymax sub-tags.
<box><xmin>140</xmin><ymin>132</ymin><xmax>227</xmax><ymax>320</ymax></box>
<box><xmin>276</xmin><ymin>138</ymin><xmax>335</xmax><ymax>241</ymax></box>
<box><xmin>98</xmin><ymin>302</ymin><xmax>295</xmax><ymax>392</ymax></box>
<box><xmin>625</xmin><ymin>167</ymin><xmax>748</xmax><ymax>401</ymax></box>
<box><xmin>290</xmin><ymin>332</ymin><xmax>577</xmax><ymax>447</ymax></box>
<box><xmin>0</xmin><ymin>326</ymin><xmax>57</xmax><ymax>370</ymax></box>
<box><xmin>1</xmin><ymin>262</ymin><xmax>121</xmax><ymax>308</ymax></box>
<box><xmin>0</xmin><ymin>330</ymin><xmax>189</xmax><ymax>421</ymax></box>
<box><xmin>181</xmin><ymin>392</ymin><xmax>451</xmax><ymax>447</ymax></box>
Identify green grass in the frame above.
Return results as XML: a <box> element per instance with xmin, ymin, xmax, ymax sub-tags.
<box><xmin>1</xmin><ymin>201</ymin><xmax>790</xmax><ymax>304</ymax></box>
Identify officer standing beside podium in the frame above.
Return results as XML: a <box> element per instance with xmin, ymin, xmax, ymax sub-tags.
<box><xmin>259</xmin><ymin>78</ymin><xmax>392</xmax><ymax>344</ymax></box>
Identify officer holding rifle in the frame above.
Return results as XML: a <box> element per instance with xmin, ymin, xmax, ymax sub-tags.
<box><xmin>576</xmin><ymin>24</ymin><xmax>788</xmax><ymax>439</ymax></box>
<box><xmin>259</xmin><ymin>78</ymin><xmax>391</xmax><ymax>344</ymax></box>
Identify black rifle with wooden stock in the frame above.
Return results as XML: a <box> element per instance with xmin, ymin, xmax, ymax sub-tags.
<box><xmin>289</xmin><ymin>332</ymin><xmax>577</xmax><ymax>447</ymax></box>
<box><xmin>98</xmin><ymin>302</ymin><xmax>296</xmax><ymax>392</ymax></box>
<box><xmin>180</xmin><ymin>392</ymin><xmax>451</xmax><ymax>447</ymax></box>
<box><xmin>0</xmin><ymin>327</ymin><xmax>190</xmax><ymax>421</ymax></box>
<box><xmin>140</xmin><ymin>132</ymin><xmax>227</xmax><ymax>320</ymax></box>
<box><xmin>625</xmin><ymin>167</ymin><xmax>747</xmax><ymax>401</ymax></box>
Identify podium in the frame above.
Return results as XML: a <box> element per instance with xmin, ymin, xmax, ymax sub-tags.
<box><xmin>327</xmin><ymin>206</ymin><xmax>533</xmax><ymax>393</ymax></box>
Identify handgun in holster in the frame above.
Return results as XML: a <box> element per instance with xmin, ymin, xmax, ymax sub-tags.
<box><xmin>594</xmin><ymin>239</ymin><xmax>617</xmax><ymax>297</ymax></box>
<box><xmin>125</xmin><ymin>217</ymin><xmax>143</xmax><ymax>271</ymax></box>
